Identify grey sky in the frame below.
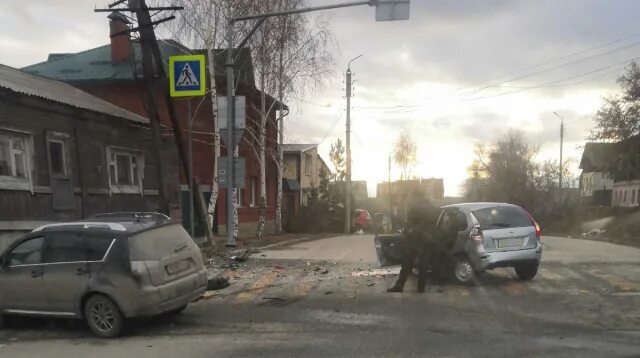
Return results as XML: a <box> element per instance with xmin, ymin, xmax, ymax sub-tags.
<box><xmin>1</xmin><ymin>0</ymin><xmax>638</xmax><ymax>195</ymax></box>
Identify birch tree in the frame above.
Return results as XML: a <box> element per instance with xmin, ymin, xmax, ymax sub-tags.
<box><xmin>237</xmin><ymin>0</ymin><xmax>334</xmax><ymax>237</ymax></box>
<box><xmin>173</xmin><ymin>0</ymin><xmax>334</xmax><ymax>238</ymax></box>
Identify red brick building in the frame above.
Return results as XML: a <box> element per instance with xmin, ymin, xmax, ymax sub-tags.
<box><xmin>23</xmin><ymin>13</ymin><xmax>281</xmax><ymax>237</ymax></box>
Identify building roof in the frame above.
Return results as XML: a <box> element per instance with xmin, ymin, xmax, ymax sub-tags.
<box><xmin>22</xmin><ymin>40</ymin><xmax>255</xmax><ymax>87</ymax></box>
<box><xmin>283</xmin><ymin>143</ymin><xmax>318</xmax><ymax>153</ymax></box>
<box><xmin>579</xmin><ymin>142</ymin><xmax>617</xmax><ymax>171</ymax></box>
<box><xmin>0</xmin><ymin>63</ymin><xmax>148</xmax><ymax>124</ymax></box>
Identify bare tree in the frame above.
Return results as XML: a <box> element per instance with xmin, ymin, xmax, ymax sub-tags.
<box><xmin>394</xmin><ymin>130</ymin><xmax>417</xmax><ymax>180</ymax></box>
<box><xmin>234</xmin><ymin>0</ymin><xmax>334</xmax><ymax>237</ymax></box>
<box><xmin>170</xmin><ymin>0</ymin><xmax>334</xmax><ymax>238</ymax></box>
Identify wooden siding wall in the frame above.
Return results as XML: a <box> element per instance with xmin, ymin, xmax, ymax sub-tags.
<box><xmin>0</xmin><ymin>89</ymin><xmax>179</xmax><ymax>222</ymax></box>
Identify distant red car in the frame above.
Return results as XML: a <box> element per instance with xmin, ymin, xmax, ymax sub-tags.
<box><xmin>352</xmin><ymin>209</ymin><xmax>372</xmax><ymax>232</ymax></box>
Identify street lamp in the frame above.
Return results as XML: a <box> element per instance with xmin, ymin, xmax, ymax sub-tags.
<box><xmin>224</xmin><ymin>0</ymin><xmax>410</xmax><ymax>246</ymax></box>
<box><xmin>345</xmin><ymin>54</ymin><xmax>363</xmax><ymax>234</ymax></box>
<box><xmin>553</xmin><ymin>111</ymin><xmax>565</xmax><ymax>189</ymax></box>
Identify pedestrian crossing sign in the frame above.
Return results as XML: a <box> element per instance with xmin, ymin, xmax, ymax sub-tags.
<box><xmin>169</xmin><ymin>55</ymin><xmax>206</xmax><ymax>97</ymax></box>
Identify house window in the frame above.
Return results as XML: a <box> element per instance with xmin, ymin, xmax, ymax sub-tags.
<box><xmin>305</xmin><ymin>153</ymin><xmax>312</xmax><ymax>176</ymax></box>
<box><xmin>250</xmin><ymin>177</ymin><xmax>257</xmax><ymax>207</ymax></box>
<box><xmin>47</xmin><ymin>139</ymin><xmax>66</xmax><ymax>177</ymax></box>
<box><xmin>237</xmin><ymin>188</ymin><xmax>244</xmax><ymax>207</ymax></box>
<box><xmin>0</xmin><ymin>131</ymin><xmax>32</xmax><ymax>191</ymax></box>
<box><xmin>107</xmin><ymin>147</ymin><xmax>143</xmax><ymax>194</ymax></box>
<box><xmin>624</xmin><ymin>190</ymin><xmax>627</xmax><ymax>204</ymax></box>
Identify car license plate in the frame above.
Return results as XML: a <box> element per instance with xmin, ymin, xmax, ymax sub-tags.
<box><xmin>166</xmin><ymin>260</ymin><xmax>190</xmax><ymax>275</ymax></box>
<box><xmin>497</xmin><ymin>238</ymin><xmax>524</xmax><ymax>248</ymax></box>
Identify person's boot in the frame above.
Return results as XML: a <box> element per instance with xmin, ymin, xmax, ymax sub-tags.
<box><xmin>387</xmin><ymin>282</ymin><xmax>404</xmax><ymax>293</ymax></box>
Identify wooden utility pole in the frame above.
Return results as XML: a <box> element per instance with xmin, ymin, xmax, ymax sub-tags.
<box><xmin>97</xmin><ymin>0</ymin><xmax>213</xmax><ymax>242</ymax></box>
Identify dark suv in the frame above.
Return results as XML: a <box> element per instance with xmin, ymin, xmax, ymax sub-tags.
<box><xmin>0</xmin><ymin>217</ymin><xmax>207</xmax><ymax>338</ymax></box>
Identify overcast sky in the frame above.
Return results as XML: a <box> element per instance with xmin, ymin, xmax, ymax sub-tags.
<box><xmin>2</xmin><ymin>1</ymin><xmax>639</xmax><ymax>196</ymax></box>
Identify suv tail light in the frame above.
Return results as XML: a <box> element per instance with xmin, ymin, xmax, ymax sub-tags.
<box><xmin>525</xmin><ymin>211</ymin><xmax>541</xmax><ymax>239</ymax></box>
<box><xmin>130</xmin><ymin>260</ymin><xmax>152</xmax><ymax>285</ymax></box>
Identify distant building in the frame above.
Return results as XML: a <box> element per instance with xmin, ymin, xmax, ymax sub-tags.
<box><xmin>579</xmin><ymin>142</ymin><xmax>615</xmax><ymax>206</ymax></box>
<box><xmin>377</xmin><ymin>178</ymin><xmax>444</xmax><ymax>218</ymax></box>
<box><xmin>282</xmin><ymin>143</ymin><xmax>331</xmax><ymax>225</ymax></box>
<box><xmin>579</xmin><ymin>138</ymin><xmax>640</xmax><ymax>208</ymax></box>
<box><xmin>609</xmin><ymin>135</ymin><xmax>640</xmax><ymax>208</ymax></box>
<box><xmin>350</xmin><ymin>180</ymin><xmax>368</xmax><ymax>207</ymax></box>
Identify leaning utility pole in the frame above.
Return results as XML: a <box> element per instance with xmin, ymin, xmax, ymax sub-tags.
<box><xmin>96</xmin><ymin>0</ymin><xmax>213</xmax><ymax>243</ymax></box>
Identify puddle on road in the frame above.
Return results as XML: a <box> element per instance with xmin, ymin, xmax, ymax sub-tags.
<box><xmin>351</xmin><ymin>267</ymin><xmax>400</xmax><ymax>277</ymax></box>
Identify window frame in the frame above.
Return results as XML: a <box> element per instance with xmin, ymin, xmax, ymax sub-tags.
<box><xmin>106</xmin><ymin>146</ymin><xmax>144</xmax><ymax>194</ymax></box>
<box><xmin>304</xmin><ymin>153</ymin><xmax>312</xmax><ymax>176</ymax></box>
<box><xmin>46</xmin><ymin>137</ymin><xmax>68</xmax><ymax>178</ymax></box>
<box><xmin>6</xmin><ymin>236</ymin><xmax>45</xmax><ymax>267</ymax></box>
<box><xmin>250</xmin><ymin>176</ymin><xmax>257</xmax><ymax>207</ymax></box>
<box><xmin>0</xmin><ymin>129</ymin><xmax>33</xmax><ymax>192</ymax></box>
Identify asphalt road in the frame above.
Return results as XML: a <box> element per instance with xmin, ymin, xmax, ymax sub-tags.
<box><xmin>2</xmin><ymin>235</ymin><xmax>640</xmax><ymax>357</ymax></box>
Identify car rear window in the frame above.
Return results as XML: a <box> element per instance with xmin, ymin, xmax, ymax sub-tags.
<box><xmin>472</xmin><ymin>206</ymin><xmax>532</xmax><ymax>230</ymax></box>
<box><xmin>128</xmin><ymin>223</ymin><xmax>194</xmax><ymax>260</ymax></box>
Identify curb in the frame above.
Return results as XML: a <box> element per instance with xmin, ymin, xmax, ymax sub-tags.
<box><xmin>228</xmin><ymin>235</ymin><xmax>336</xmax><ymax>256</ymax></box>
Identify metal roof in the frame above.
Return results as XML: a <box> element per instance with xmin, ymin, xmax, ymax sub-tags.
<box><xmin>22</xmin><ymin>40</ymin><xmax>255</xmax><ymax>87</ymax></box>
<box><xmin>282</xmin><ymin>143</ymin><xmax>318</xmax><ymax>153</ymax></box>
<box><xmin>0</xmin><ymin>64</ymin><xmax>148</xmax><ymax>124</ymax></box>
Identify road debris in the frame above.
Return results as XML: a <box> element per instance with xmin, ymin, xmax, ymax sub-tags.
<box><xmin>262</xmin><ymin>297</ymin><xmax>285</xmax><ymax>301</ymax></box>
<box><xmin>231</xmin><ymin>249</ymin><xmax>251</xmax><ymax>262</ymax></box>
<box><xmin>320</xmin><ymin>269</ymin><xmax>329</xmax><ymax>274</ymax></box>
<box><xmin>314</xmin><ymin>266</ymin><xmax>322</xmax><ymax>271</ymax></box>
<box><xmin>220</xmin><ymin>261</ymin><xmax>240</xmax><ymax>270</ymax></box>
<box><xmin>367</xmin><ymin>282</ymin><xmax>375</xmax><ymax>287</ymax></box>
<box><xmin>325</xmin><ymin>290</ymin><xmax>333</xmax><ymax>295</ymax></box>
<box><xmin>207</xmin><ymin>276</ymin><xmax>230</xmax><ymax>290</ymax></box>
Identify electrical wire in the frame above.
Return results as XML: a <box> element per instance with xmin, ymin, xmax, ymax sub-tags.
<box><xmin>462</xmin><ymin>54</ymin><xmax>640</xmax><ymax>101</ymax></box>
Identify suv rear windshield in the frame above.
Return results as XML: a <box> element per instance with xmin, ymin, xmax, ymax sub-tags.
<box><xmin>472</xmin><ymin>206</ymin><xmax>532</xmax><ymax>230</ymax></box>
<box><xmin>128</xmin><ymin>223</ymin><xmax>193</xmax><ymax>260</ymax></box>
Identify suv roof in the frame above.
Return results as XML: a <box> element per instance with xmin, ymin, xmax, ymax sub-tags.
<box><xmin>441</xmin><ymin>202</ymin><xmax>519</xmax><ymax>211</ymax></box>
<box><xmin>88</xmin><ymin>212</ymin><xmax>170</xmax><ymax>223</ymax></box>
<box><xmin>32</xmin><ymin>213</ymin><xmax>173</xmax><ymax>234</ymax></box>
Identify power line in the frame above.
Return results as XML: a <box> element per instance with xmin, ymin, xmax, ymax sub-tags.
<box><xmin>319</xmin><ymin>110</ymin><xmax>344</xmax><ymax>145</ymax></box>
<box><xmin>462</xmin><ymin>55</ymin><xmax>640</xmax><ymax>101</ymax></box>
<box><xmin>464</xmin><ymin>40</ymin><xmax>640</xmax><ymax>96</ymax></box>
<box><xmin>348</xmin><ymin>31</ymin><xmax>640</xmax><ymax>110</ymax></box>
<box><xmin>451</xmin><ymin>31</ymin><xmax>640</xmax><ymax>95</ymax></box>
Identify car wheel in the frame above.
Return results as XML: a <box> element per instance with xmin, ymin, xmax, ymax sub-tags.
<box><xmin>515</xmin><ymin>263</ymin><xmax>539</xmax><ymax>281</ymax></box>
<box><xmin>84</xmin><ymin>294</ymin><xmax>124</xmax><ymax>338</ymax></box>
<box><xmin>453</xmin><ymin>256</ymin><xmax>476</xmax><ymax>285</ymax></box>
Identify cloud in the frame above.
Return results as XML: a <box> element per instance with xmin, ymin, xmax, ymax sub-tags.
<box><xmin>2</xmin><ymin>0</ymin><xmax>636</xmax><ymax>196</ymax></box>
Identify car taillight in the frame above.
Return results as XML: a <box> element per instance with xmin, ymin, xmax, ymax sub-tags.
<box><xmin>130</xmin><ymin>261</ymin><xmax>150</xmax><ymax>277</ymax></box>
<box><xmin>525</xmin><ymin>211</ymin><xmax>541</xmax><ymax>239</ymax></box>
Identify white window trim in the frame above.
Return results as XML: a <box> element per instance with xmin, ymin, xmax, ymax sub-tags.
<box><xmin>0</xmin><ymin>129</ymin><xmax>34</xmax><ymax>192</ymax></box>
<box><xmin>106</xmin><ymin>146</ymin><xmax>144</xmax><ymax>195</ymax></box>
<box><xmin>249</xmin><ymin>177</ymin><xmax>257</xmax><ymax>207</ymax></box>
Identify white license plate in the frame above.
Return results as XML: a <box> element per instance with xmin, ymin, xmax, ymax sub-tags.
<box><xmin>497</xmin><ymin>238</ymin><xmax>524</xmax><ymax>248</ymax></box>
